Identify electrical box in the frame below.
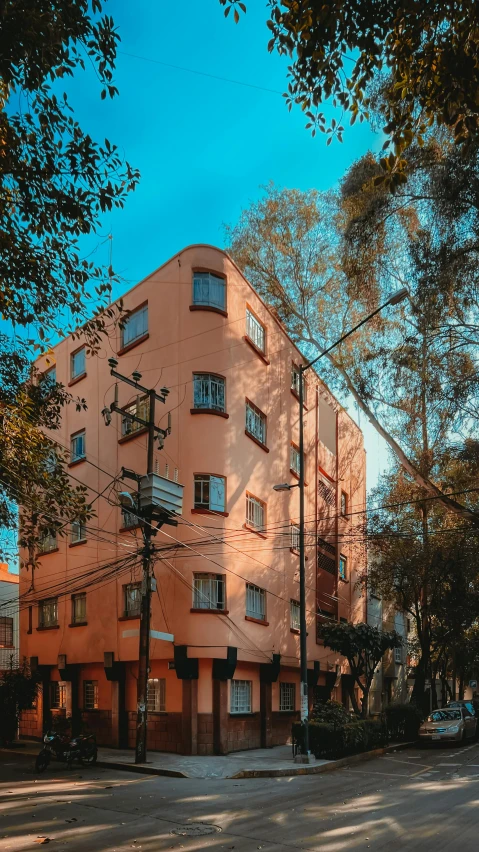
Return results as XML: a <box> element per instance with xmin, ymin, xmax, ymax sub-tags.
<box><xmin>139</xmin><ymin>473</ymin><xmax>183</xmax><ymax>516</ymax></box>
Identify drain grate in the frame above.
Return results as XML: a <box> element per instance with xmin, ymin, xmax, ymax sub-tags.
<box><xmin>171</xmin><ymin>823</ymin><xmax>222</xmax><ymax>837</ymax></box>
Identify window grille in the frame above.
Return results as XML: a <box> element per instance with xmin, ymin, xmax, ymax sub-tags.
<box><xmin>71</xmin><ymin>520</ymin><xmax>86</xmax><ymax>544</ymax></box>
<box><xmin>230</xmin><ymin>680</ymin><xmax>252</xmax><ymax>714</ymax></box>
<box><xmin>39</xmin><ymin>598</ymin><xmax>58</xmax><ymax>628</ymax></box>
<box><xmin>245</xmin><ymin>400</ymin><xmax>266</xmax><ymax>445</ymax></box>
<box><xmin>70</xmin><ymin>430</ymin><xmax>86</xmax><ymax>461</ymax></box>
<box><xmin>39</xmin><ymin>532</ymin><xmax>57</xmax><ymax>554</ymax></box>
<box><xmin>0</xmin><ymin>617</ymin><xmax>13</xmax><ymax>647</ymax></box>
<box><xmin>317</xmin><ymin>551</ymin><xmax>336</xmax><ymax>575</ymax></box>
<box><xmin>194</xmin><ymin>475</ymin><xmax>226</xmax><ymax>512</ymax></box>
<box><xmin>147</xmin><ymin>678</ymin><xmax>166</xmax><ymax>712</ymax></box>
<box><xmin>246</xmin><ymin>583</ymin><xmax>265</xmax><ymax>620</ymax></box>
<box><xmin>290</xmin><ymin>444</ymin><xmax>300</xmax><ymax>475</ymax></box>
<box><xmin>318</xmin><ymin>478</ymin><xmax>335</xmax><ymax>506</ymax></box>
<box><xmin>122</xmin><ymin>396</ymin><xmax>149</xmax><ymax>436</ymax></box>
<box><xmin>339</xmin><ymin>555</ymin><xmax>347</xmax><ymax>581</ymax></box>
<box><xmin>193</xmin><ymin>373</ymin><xmax>225</xmax><ymax>411</ymax></box>
<box><xmin>193</xmin><ymin>574</ymin><xmax>225</xmax><ymax>610</ymax></box>
<box><xmin>279</xmin><ymin>682</ymin><xmax>295</xmax><ymax>712</ymax></box>
<box><xmin>246</xmin><ymin>308</ymin><xmax>265</xmax><ymax>352</ymax></box>
<box><xmin>193</xmin><ymin>272</ymin><xmax>226</xmax><ymax>311</ymax></box>
<box><xmin>246</xmin><ymin>494</ymin><xmax>265</xmax><ymax>531</ymax></box>
<box><xmin>121</xmin><ymin>304</ymin><xmax>148</xmax><ymax>348</ymax></box>
<box><xmin>394</xmin><ymin>646</ymin><xmax>402</xmax><ymax>664</ymax></box>
<box><xmin>290</xmin><ymin>524</ymin><xmax>300</xmax><ymax>552</ymax></box>
<box><xmin>83</xmin><ymin>680</ymin><xmax>99</xmax><ymax>710</ymax></box>
<box><xmin>71</xmin><ymin>593</ymin><xmax>86</xmax><ymax>624</ymax></box>
<box><xmin>290</xmin><ymin>600</ymin><xmax>300</xmax><ymax>631</ymax></box>
<box><xmin>124</xmin><ymin>583</ymin><xmax>141</xmax><ymax>617</ymax></box>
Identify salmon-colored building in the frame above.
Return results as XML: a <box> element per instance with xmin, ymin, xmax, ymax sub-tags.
<box><xmin>20</xmin><ymin>245</ymin><xmax>366</xmax><ymax>754</ymax></box>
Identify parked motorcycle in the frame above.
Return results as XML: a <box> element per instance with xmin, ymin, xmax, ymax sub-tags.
<box><xmin>35</xmin><ymin>731</ymin><xmax>97</xmax><ymax>772</ymax></box>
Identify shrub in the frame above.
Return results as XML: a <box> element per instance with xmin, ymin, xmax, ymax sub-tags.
<box><xmin>310</xmin><ymin>699</ymin><xmax>351</xmax><ymax>726</ymax></box>
<box><xmin>292</xmin><ymin>717</ymin><xmax>387</xmax><ymax>759</ymax></box>
<box><xmin>384</xmin><ymin>702</ymin><xmax>423</xmax><ymax>742</ymax></box>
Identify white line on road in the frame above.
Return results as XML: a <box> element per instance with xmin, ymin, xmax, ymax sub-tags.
<box><xmin>437</xmin><ymin>762</ymin><xmax>462</xmax><ymax>766</ymax></box>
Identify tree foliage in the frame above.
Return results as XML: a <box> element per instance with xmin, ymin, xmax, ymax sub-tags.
<box><xmin>0</xmin><ymin>660</ymin><xmax>40</xmax><ymax>745</ymax></box>
<box><xmin>319</xmin><ymin>621</ymin><xmax>401</xmax><ymax>717</ymax></box>
<box><xmin>220</xmin><ymin>0</ymin><xmax>479</xmax><ymax>185</ymax></box>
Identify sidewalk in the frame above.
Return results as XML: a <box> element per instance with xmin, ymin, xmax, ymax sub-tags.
<box><xmin>2</xmin><ymin>740</ymin><xmax>413</xmax><ymax>779</ymax></box>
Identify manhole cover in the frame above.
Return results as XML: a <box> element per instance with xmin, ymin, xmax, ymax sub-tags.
<box><xmin>171</xmin><ymin>824</ymin><xmax>221</xmax><ymax>837</ymax></box>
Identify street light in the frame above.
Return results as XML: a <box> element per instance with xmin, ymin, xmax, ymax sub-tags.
<box><xmin>274</xmin><ymin>287</ymin><xmax>408</xmax><ymax>761</ymax></box>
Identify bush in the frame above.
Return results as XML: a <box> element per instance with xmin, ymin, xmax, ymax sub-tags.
<box><xmin>384</xmin><ymin>702</ymin><xmax>423</xmax><ymax>742</ymax></box>
<box><xmin>292</xmin><ymin>717</ymin><xmax>387</xmax><ymax>760</ymax></box>
<box><xmin>310</xmin><ymin>700</ymin><xmax>351</xmax><ymax>726</ymax></box>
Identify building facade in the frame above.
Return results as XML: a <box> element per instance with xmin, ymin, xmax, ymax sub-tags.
<box><xmin>19</xmin><ymin>245</ymin><xmax>366</xmax><ymax>754</ymax></box>
<box><xmin>367</xmin><ymin>593</ymin><xmax>409</xmax><ymax>713</ymax></box>
<box><xmin>0</xmin><ymin>564</ymin><xmax>19</xmax><ymax>671</ymax></box>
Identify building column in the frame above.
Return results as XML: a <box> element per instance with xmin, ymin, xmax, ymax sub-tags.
<box><xmin>213</xmin><ymin>679</ymin><xmax>228</xmax><ymax>755</ymax></box>
<box><xmin>104</xmin><ymin>656</ymin><xmax>127</xmax><ymax>748</ymax></box>
<box><xmin>260</xmin><ymin>680</ymin><xmax>272</xmax><ymax>748</ymax></box>
<box><xmin>181</xmin><ymin>679</ymin><xmax>198</xmax><ymax>755</ymax></box>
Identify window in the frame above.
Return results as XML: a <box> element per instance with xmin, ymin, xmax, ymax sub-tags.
<box><xmin>246</xmin><ymin>583</ymin><xmax>266</xmax><ymax>620</ymax></box>
<box><xmin>291</xmin><ymin>363</ymin><xmax>307</xmax><ymax>403</ymax></box>
<box><xmin>71</xmin><ymin>593</ymin><xmax>86</xmax><ymax>624</ymax></box>
<box><xmin>121</xmin><ymin>505</ymin><xmax>139</xmax><ymax>529</ymax></box>
<box><xmin>43</xmin><ymin>366</ymin><xmax>56</xmax><ymax>387</ymax></box>
<box><xmin>394</xmin><ymin>646</ymin><xmax>402</xmax><ymax>664</ymax></box>
<box><xmin>194</xmin><ymin>474</ymin><xmax>226</xmax><ymax>513</ymax></box>
<box><xmin>83</xmin><ymin>680</ymin><xmax>99</xmax><ymax>710</ymax></box>
<box><xmin>246</xmin><ymin>493</ymin><xmax>265</xmax><ymax>532</ymax></box>
<box><xmin>39</xmin><ymin>598</ymin><xmax>58</xmax><ymax>628</ymax></box>
<box><xmin>39</xmin><ymin>531</ymin><xmax>57</xmax><ymax>554</ymax></box>
<box><xmin>121</xmin><ymin>304</ymin><xmax>148</xmax><ymax>348</ymax></box>
<box><xmin>290</xmin><ymin>523</ymin><xmax>300</xmax><ymax>553</ymax></box>
<box><xmin>193</xmin><ymin>271</ymin><xmax>226</xmax><ymax>311</ymax></box>
<box><xmin>147</xmin><ymin>678</ymin><xmax>166</xmax><ymax>712</ymax></box>
<box><xmin>193</xmin><ymin>573</ymin><xmax>226</xmax><ymax>610</ymax></box>
<box><xmin>290</xmin><ymin>443</ymin><xmax>300</xmax><ymax>476</ymax></box>
<box><xmin>70</xmin><ymin>347</ymin><xmax>86</xmax><ymax>380</ymax></box>
<box><xmin>290</xmin><ymin>599</ymin><xmax>300</xmax><ymax>631</ymax></box>
<box><xmin>50</xmin><ymin>682</ymin><xmax>67</xmax><ymax>709</ymax></box>
<box><xmin>70</xmin><ymin>430</ymin><xmax>86</xmax><ymax>462</ymax></box>
<box><xmin>230</xmin><ymin>680</ymin><xmax>252</xmax><ymax>714</ymax></box>
<box><xmin>121</xmin><ymin>396</ymin><xmax>149</xmax><ymax>437</ymax></box>
<box><xmin>71</xmin><ymin>520</ymin><xmax>86</xmax><ymax>544</ymax></box>
<box><xmin>340</xmin><ymin>491</ymin><xmax>349</xmax><ymax>517</ymax></box>
<box><xmin>407</xmin><ymin>618</ymin><xmax>411</xmax><ymax>634</ymax></box>
<box><xmin>318</xmin><ymin>477</ymin><xmax>335</xmax><ymax>507</ymax></box>
<box><xmin>246</xmin><ymin>308</ymin><xmax>265</xmax><ymax>353</ymax></box>
<box><xmin>193</xmin><ymin>373</ymin><xmax>225</xmax><ymax>412</ymax></box>
<box><xmin>124</xmin><ymin>583</ymin><xmax>141</xmax><ymax>617</ymax></box>
<box><xmin>245</xmin><ymin>400</ymin><xmax>267</xmax><ymax>446</ymax></box>
<box><xmin>279</xmin><ymin>682</ymin><xmax>295</xmax><ymax>712</ymax></box>
<box><xmin>339</xmin><ymin>554</ymin><xmax>348</xmax><ymax>581</ymax></box>
<box><xmin>0</xmin><ymin>617</ymin><xmax>13</xmax><ymax>647</ymax></box>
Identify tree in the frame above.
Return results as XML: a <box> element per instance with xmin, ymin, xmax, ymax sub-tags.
<box><xmin>225</xmin><ymin>181</ymin><xmax>479</xmax><ymax>524</ymax></box>
<box><xmin>318</xmin><ymin>621</ymin><xmax>401</xmax><ymax>717</ymax></box>
<box><xmin>0</xmin><ymin>660</ymin><xmax>40</xmax><ymax>745</ymax></box>
<box><xmin>220</xmin><ymin>1</ymin><xmax>479</xmax><ymax>185</ymax></box>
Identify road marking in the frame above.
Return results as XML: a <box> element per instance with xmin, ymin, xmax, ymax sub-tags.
<box><xmin>347</xmin><ymin>769</ymin><xmax>410</xmax><ymax>778</ymax></box>
<box><xmin>411</xmin><ymin>765</ymin><xmax>434</xmax><ymax>777</ymax></box>
<box><xmin>384</xmin><ymin>757</ymin><xmax>431</xmax><ymax>768</ymax></box>
<box><xmin>437</xmin><ymin>762</ymin><xmax>462</xmax><ymax>766</ymax></box>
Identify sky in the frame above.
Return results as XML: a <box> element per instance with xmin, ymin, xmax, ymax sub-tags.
<box><xmin>56</xmin><ymin>0</ymin><xmax>390</xmax><ymax>491</ymax></box>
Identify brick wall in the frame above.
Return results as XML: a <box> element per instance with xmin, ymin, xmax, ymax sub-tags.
<box><xmin>272</xmin><ymin>711</ymin><xmax>299</xmax><ymax>746</ymax></box>
<box><xmin>19</xmin><ymin>707</ymin><xmax>43</xmax><ymax>740</ymax></box>
<box><xmin>127</xmin><ymin>711</ymin><xmax>183</xmax><ymax>753</ymax></box>
<box><xmin>227</xmin><ymin>713</ymin><xmax>261</xmax><ymax>752</ymax></box>
<box><xmin>197</xmin><ymin>713</ymin><xmax>214</xmax><ymax>755</ymax></box>
<box><xmin>81</xmin><ymin>710</ymin><xmax>113</xmax><ymax>746</ymax></box>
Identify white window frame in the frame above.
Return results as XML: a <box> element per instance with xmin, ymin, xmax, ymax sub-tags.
<box><xmin>40</xmin><ymin>597</ymin><xmax>58</xmax><ymax>628</ymax></box>
<box><xmin>71</xmin><ymin>347</ymin><xmax>86</xmax><ymax>380</ymax></box>
<box><xmin>121</xmin><ymin>304</ymin><xmax>148</xmax><ymax>348</ymax></box>
<box><xmin>246</xmin><ymin>583</ymin><xmax>266</xmax><ymax>620</ymax></box>
<box><xmin>83</xmin><ymin>680</ymin><xmax>99</xmax><ymax>710</ymax></box>
<box><xmin>147</xmin><ymin>677</ymin><xmax>166</xmax><ymax>712</ymax></box>
<box><xmin>290</xmin><ymin>443</ymin><xmax>300</xmax><ymax>476</ymax></box>
<box><xmin>279</xmin><ymin>682</ymin><xmax>296</xmax><ymax>712</ymax></box>
<box><xmin>39</xmin><ymin>531</ymin><xmax>57</xmax><ymax>554</ymax></box>
<box><xmin>193</xmin><ymin>373</ymin><xmax>226</xmax><ymax>412</ymax></box>
<box><xmin>290</xmin><ymin>523</ymin><xmax>300</xmax><ymax>553</ymax></box>
<box><xmin>121</xmin><ymin>395</ymin><xmax>149</xmax><ymax>437</ymax></box>
<box><xmin>290</xmin><ymin>599</ymin><xmax>300</xmax><ymax>631</ymax></box>
<box><xmin>71</xmin><ymin>593</ymin><xmax>86</xmax><ymax>624</ymax></box>
<box><xmin>124</xmin><ymin>583</ymin><xmax>141</xmax><ymax>617</ymax></box>
<box><xmin>71</xmin><ymin>430</ymin><xmax>86</xmax><ymax>462</ymax></box>
<box><xmin>192</xmin><ymin>271</ymin><xmax>226</xmax><ymax>311</ymax></box>
<box><xmin>339</xmin><ymin>554</ymin><xmax>347</xmax><ymax>581</ymax></box>
<box><xmin>193</xmin><ymin>474</ymin><xmax>226</xmax><ymax>513</ymax></box>
<box><xmin>245</xmin><ymin>400</ymin><xmax>267</xmax><ymax>446</ymax></box>
<box><xmin>193</xmin><ymin>573</ymin><xmax>226</xmax><ymax>610</ymax></box>
<box><xmin>230</xmin><ymin>680</ymin><xmax>252</xmax><ymax>714</ymax></box>
<box><xmin>71</xmin><ymin>520</ymin><xmax>86</xmax><ymax>544</ymax></box>
<box><xmin>340</xmin><ymin>491</ymin><xmax>348</xmax><ymax>517</ymax></box>
<box><xmin>246</xmin><ymin>307</ymin><xmax>265</xmax><ymax>353</ymax></box>
<box><xmin>246</xmin><ymin>493</ymin><xmax>265</xmax><ymax>532</ymax></box>
<box><xmin>394</xmin><ymin>646</ymin><xmax>402</xmax><ymax>664</ymax></box>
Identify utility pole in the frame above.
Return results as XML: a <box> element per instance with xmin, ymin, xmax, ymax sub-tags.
<box><xmin>104</xmin><ymin>359</ymin><xmax>171</xmax><ymax>764</ymax></box>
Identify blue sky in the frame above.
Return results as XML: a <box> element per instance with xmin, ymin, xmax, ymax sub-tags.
<box><xmin>67</xmin><ymin>0</ymin><xmax>390</xmax><ymax>490</ymax></box>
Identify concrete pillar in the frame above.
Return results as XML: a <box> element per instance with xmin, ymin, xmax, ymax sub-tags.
<box><xmin>181</xmin><ymin>679</ymin><xmax>198</xmax><ymax>755</ymax></box>
<box><xmin>213</xmin><ymin>679</ymin><xmax>228</xmax><ymax>754</ymax></box>
<box><xmin>260</xmin><ymin>680</ymin><xmax>272</xmax><ymax>748</ymax></box>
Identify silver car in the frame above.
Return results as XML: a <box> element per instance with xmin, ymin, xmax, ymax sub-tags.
<box><xmin>418</xmin><ymin>708</ymin><xmax>477</xmax><ymax>743</ymax></box>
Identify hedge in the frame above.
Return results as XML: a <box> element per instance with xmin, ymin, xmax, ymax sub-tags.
<box><xmin>384</xmin><ymin>703</ymin><xmax>422</xmax><ymax>742</ymax></box>
<box><xmin>292</xmin><ymin>718</ymin><xmax>388</xmax><ymax>760</ymax></box>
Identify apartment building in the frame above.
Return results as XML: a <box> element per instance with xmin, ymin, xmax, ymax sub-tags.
<box><xmin>367</xmin><ymin>592</ymin><xmax>409</xmax><ymax>713</ymax></box>
<box><xmin>19</xmin><ymin>244</ymin><xmax>366</xmax><ymax>754</ymax></box>
<box><xmin>0</xmin><ymin>564</ymin><xmax>19</xmax><ymax>671</ymax></box>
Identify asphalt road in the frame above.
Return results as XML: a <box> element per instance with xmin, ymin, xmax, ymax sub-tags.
<box><xmin>2</xmin><ymin>741</ymin><xmax>479</xmax><ymax>852</ymax></box>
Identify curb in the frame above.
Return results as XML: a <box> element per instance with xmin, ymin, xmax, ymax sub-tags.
<box><xmin>96</xmin><ymin>759</ymin><xmax>189</xmax><ymax>778</ymax></box>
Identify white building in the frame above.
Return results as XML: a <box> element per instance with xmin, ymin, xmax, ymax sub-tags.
<box><xmin>367</xmin><ymin>590</ymin><xmax>409</xmax><ymax>713</ymax></box>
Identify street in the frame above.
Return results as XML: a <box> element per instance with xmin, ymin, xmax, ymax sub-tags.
<box><xmin>2</xmin><ymin>743</ymin><xmax>479</xmax><ymax>852</ymax></box>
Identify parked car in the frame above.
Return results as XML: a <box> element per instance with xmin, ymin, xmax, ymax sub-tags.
<box><xmin>446</xmin><ymin>700</ymin><xmax>476</xmax><ymax>716</ymax></box>
<box><xmin>418</xmin><ymin>708</ymin><xmax>477</xmax><ymax>744</ymax></box>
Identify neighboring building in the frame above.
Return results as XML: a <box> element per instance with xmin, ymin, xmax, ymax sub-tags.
<box><xmin>367</xmin><ymin>591</ymin><xmax>409</xmax><ymax>713</ymax></box>
<box><xmin>19</xmin><ymin>244</ymin><xmax>366</xmax><ymax>753</ymax></box>
<box><xmin>0</xmin><ymin>564</ymin><xmax>19</xmax><ymax>670</ymax></box>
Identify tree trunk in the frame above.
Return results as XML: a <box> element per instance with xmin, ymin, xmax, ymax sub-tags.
<box><xmin>459</xmin><ymin>669</ymin><xmax>465</xmax><ymax>700</ymax></box>
<box><xmin>360</xmin><ymin>686</ymin><xmax>369</xmax><ymax>718</ymax></box>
